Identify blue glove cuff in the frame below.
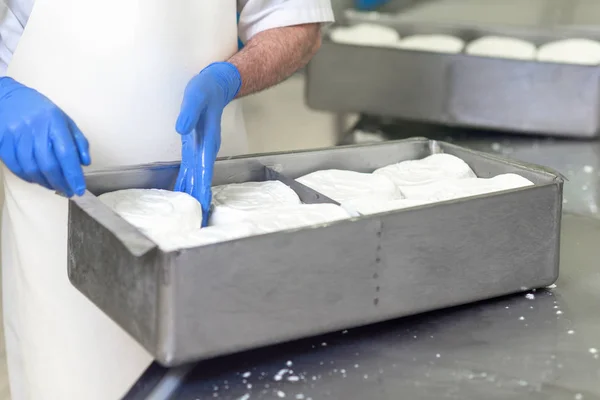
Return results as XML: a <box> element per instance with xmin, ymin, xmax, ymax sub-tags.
<box><xmin>355</xmin><ymin>0</ymin><xmax>391</xmax><ymax>10</ymax></box>
<box><xmin>201</xmin><ymin>62</ymin><xmax>242</xmax><ymax>105</ymax></box>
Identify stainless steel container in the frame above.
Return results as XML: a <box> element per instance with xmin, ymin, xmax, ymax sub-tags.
<box><xmin>306</xmin><ymin>14</ymin><xmax>600</xmax><ymax>137</ymax></box>
<box><xmin>68</xmin><ymin>138</ymin><xmax>563</xmax><ymax>366</ymax></box>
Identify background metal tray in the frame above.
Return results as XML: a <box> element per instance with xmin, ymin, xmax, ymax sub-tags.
<box><xmin>68</xmin><ymin>138</ymin><xmax>563</xmax><ymax>367</ymax></box>
<box><xmin>306</xmin><ymin>14</ymin><xmax>600</xmax><ymax>137</ymax></box>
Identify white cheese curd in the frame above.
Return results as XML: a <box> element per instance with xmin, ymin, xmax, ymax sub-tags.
<box><xmin>246</xmin><ymin>204</ymin><xmax>352</xmax><ymax>234</ymax></box>
<box><xmin>342</xmin><ymin>198</ymin><xmax>435</xmax><ymax>216</ymax></box>
<box><xmin>98</xmin><ymin>189</ymin><xmax>203</xmax><ymax>236</ymax></box>
<box><xmin>212</xmin><ymin>181</ymin><xmax>301</xmax><ymax>210</ymax></box>
<box><xmin>466</xmin><ymin>36</ymin><xmax>536</xmax><ymax>60</ymax></box>
<box><xmin>152</xmin><ymin>223</ymin><xmax>258</xmax><ymax>252</ymax></box>
<box><xmin>296</xmin><ymin>169</ymin><xmax>401</xmax><ymax>204</ymax></box>
<box><xmin>329</xmin><ymin>23</ymin><xmax>401</xmax><ymax>47</ymax></box>
<box><xmin>210</xmin><ymin>181</ymin><xmax>301</xmax><ymax>226</ymax></box>
<box><xmin>537</xmin><ymin>38</ymin><xmax>600</xmax><ymax>65</ymax></box>
<box><xmin>399</xmin><ymin>173</ymin><xmax>534</xmax><ymax>201</ymax></box>
<box><xmin>398</xmin><ymin>34</ymin><xmax>464</xmax><ymax>54</ymax></box>
<box><xmin>373</xmin><ymin>154</ymin><xmax>476</xmax><ymax>187</ymax></box>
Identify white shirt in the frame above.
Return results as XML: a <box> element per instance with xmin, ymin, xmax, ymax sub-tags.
<box><xmin>0</xmin><ymin>0</ymin><xmax>334</xmax><ymax>75</ymax></box>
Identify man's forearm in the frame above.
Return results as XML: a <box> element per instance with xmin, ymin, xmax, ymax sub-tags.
<box><xmin>228</xmin><ymin>23</ymin><xmax>322</xmax><ymax>98</ymax></box>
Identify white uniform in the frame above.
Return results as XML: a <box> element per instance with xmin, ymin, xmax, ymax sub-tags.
<box><xmin>0</xmin><ymin>1</ymin><xmax>333</xmax><ymax>399</ymax></box>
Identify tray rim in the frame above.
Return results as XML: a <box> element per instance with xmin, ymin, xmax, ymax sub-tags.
<box><xmin>83</xmin><ymin>138</ymin><xmax>563</xmax><ymax>179</ymax></box>
<box><xmin>74</xmin><ymin>138</ymin><xmax>563</xmax><ymax>255</ymax></box>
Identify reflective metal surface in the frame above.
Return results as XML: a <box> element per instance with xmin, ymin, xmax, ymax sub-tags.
<box><xmin>127</xmin><ymin>123</ymin><xmax>600</xmax><ymax>399</ymax></box>
<box><xmin>128</xmin><ymin>214</ymin><xmax>599</xmax><ymax>400</ymax></box>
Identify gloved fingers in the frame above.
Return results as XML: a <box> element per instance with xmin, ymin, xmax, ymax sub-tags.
<box><xmin>186</xmin><ymin>131</ymin><xmax>201</xmax><ymax>197</ymax></box>
<box><xmin>0</xmin><ymin>132</ymin><xmax>26</xmax><ymax>180</ymax></box>
<box><xmin>197</xmin><ymin>112</ymin><xmax>221</xmax><ymax>220</ymax></box>
<box><xmin>174</xmin><ymin>132</ymin><xmax>195</xmax><ymax>193</ymax></box>
<box><xmin>176</xmin><ymin>87</ymin><xmax>208</xmax><ymax>135</ymax></box>
<box><xmin>198</xmin><ymin>169</ymin><xmax>213</xmax><ymax>228</ymax></box>
<box><xmin>174</xmin><ymin>165</ymin><xmax>188</xmax><ymax>193</ymax></box>
<box><xmin>181</xmin><ymin>131</ymin><xmax>197</xmax><ymax>167</ymax></box>
<box><xmin>201</xmin><ymin>205</ymin><xmax>210</xmax><ymax>228</ymax></box>
<box><xmin>186</xmin><ymin>166</ymin><xmax>198</xmax><ymax>198</ymax></box>
<box><xmin>15</xmin><ymin>131</ymin><xmax>52</xmax><ymax>190</ymax></box>
<box><xmin>33</xmin><ymin>129</ymin><xmax>74</xmax><ymax>197</ymax></box>
<box><xmin>68</xmin><ymin>117</ymin><xmax>91</xmax><ymax>166</ymax></box>
<box><xmin>49</xmin><ymin>115</ymin><xmax>87</xmax><ymax>196</ymax></box>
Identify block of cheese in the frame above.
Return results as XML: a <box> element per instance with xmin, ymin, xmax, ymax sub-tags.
<box><xmin>296</xmin><ymin>169</ymin><xmax>401</xmax><ymax>204</ymax></box>
<box><xmin>212</xmin><ymin>181</ymin><xmax>300</xmax><ymax>209</ymax></box>
<box><xmin>246</xmin><ymin>204</ymin><xmax>351</xmax><ymax>234</ymax></box>
<box><xmin>398</xmin><ymin>34</ymin><xmax>464</xmax><ymax>54</ymax></box>
<box><xmin>466</xmin><ymin>36</ymin><xmax>536</xmax><ymax>60</ymax></box>
<box><xmin>537</xmin><ymin>38</ymin><xmax>600</xmax><ymax>65</ymax></box>
<box><xmin>153</xmin><ymin>223</ymin><xmax>258</xmax><ymax>252</ymax></box>
<box><xmin>98</xmin><ymin>189</ymin><xmax>203</xmax><ymax>238</ymax></box>
<box><xmin>400</xmin><ymin>173</ymin><xmax>534</xmax><ymax>201</ymax></box>
<box><xmin>373</xmin><ymin>154</ymin><xmax>476</xmax><ymax>187</ymax></box>
<box><xmin>210</xmin><ymin>181</ymin><xmax>301</xmax><ymax>225</ymax></box>
<box><xmin>342</xmin><ymin>198</ymin><xmax>434</xmax><ymax>216</ymax></box>
<box><xmin>329</xmin><ymin>23</ymin><xmax>401</xmax><ymax>47</ymax></box>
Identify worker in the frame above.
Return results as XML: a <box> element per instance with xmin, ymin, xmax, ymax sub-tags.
<box><xmin>0</xmin><ymin>1</ymin><xmax>333</xmax><ymax>399</ymax></box>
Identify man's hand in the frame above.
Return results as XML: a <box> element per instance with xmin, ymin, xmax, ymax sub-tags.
<box><xmin>174</xmin><ymin>62</ymin><xmax>242</xmax><ymax>225</ymax></box>
<box><xmin>0</xmin><ymin>77</ymin><xmax>91</xmax><ymax>197</ymax></box>
<box><xmin>175</xmin><ymin>23</ymin><xmax>321</xmax><ymax>225</ymax></box>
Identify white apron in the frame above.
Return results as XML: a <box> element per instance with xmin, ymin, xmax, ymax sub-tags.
<box><xmin>2</xmin><ymin>0</ymin><xmax>245</xmax><ymax>398</ymax></box>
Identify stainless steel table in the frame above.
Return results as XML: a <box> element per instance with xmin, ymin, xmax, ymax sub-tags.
<box><xmin>126</xmin><ymin>130</ymin><xmax>600</xmax><ymax>400</ymax></box>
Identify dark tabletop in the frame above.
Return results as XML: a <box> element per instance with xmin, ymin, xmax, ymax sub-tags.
<box><xmin>127</xmin><ymin>120</ymin><xmax>600</xmax><ymax>400</ymax></box>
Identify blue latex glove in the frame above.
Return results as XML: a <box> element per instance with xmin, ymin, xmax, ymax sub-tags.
<box><xmin>0</xmin><ymin>77</ymin><xmax>90</xmax><ymax>197</ymax></box>
<box><xmin>355</xmin><ymin>0</ymin><xmax>391</xmax><ymax>10</ymax></box>
<box><xmin>174</xmin><ymin>62</ymin><xmax>242</xmax><ymax>226</ymax></box>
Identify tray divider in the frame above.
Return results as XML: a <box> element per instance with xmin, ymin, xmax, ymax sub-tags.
<box><xmin>265</xmin><ymin>166</ymin><xmax>340</xmax><ymax>205</ymax></box>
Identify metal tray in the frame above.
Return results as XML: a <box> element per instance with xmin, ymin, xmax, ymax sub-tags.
<box><xmin>306</xmin><ymin>14</ymin><xmax>600</xmax><ymax>137</ymax></box>
<box><xmin>68</xmin><ymin>138</ymin><xmax>563</xmax><ymax>367</ymax></box>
